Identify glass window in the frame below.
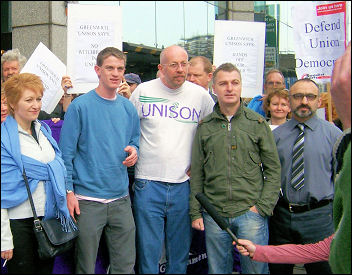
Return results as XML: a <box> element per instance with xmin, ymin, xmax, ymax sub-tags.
<box><xmin>78</xmin><ymin>1</ymin><xmax>351</xmax><ymax>83</ymax></box>
<box><xmin>80</xmin><ymin>1</ymin><xmax>217</xmax><ymax>58</ymax></box>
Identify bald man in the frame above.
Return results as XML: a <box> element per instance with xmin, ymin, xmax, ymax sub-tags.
<box><xmin>130</xmin><ymin>45</ymin><xmax>214</xmax><ymax>274</ymax></box>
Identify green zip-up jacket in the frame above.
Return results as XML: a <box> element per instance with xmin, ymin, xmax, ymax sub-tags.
<box><xmin>189</xmin><ymin>102</ymin><xmax>281</xmax><ymax>221</ymax></box>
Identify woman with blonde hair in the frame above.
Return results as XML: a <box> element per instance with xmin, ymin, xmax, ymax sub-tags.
<box><xmin>263</xmin><ymin>88</ymin><xmax>291</xmax><ymax>130</ymax></box>
<box><xmin>1</xmin><ymin>73</ymin><xmax>77</xmax><ymax>274</ymax></box>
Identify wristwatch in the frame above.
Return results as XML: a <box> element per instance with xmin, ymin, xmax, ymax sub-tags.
<box><xmin>66</xmin><ymin>190</ymin><xmax>73</xmax><ymax>194</ymax></box>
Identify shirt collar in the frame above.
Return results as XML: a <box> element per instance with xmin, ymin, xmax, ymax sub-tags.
<box><xmin>290</xmin><ymin>115</ymin><xmax>319</xmax><ymax>131</ymax></box>
<box><xmin>17</xmin><ymin>119</ymin><xmax>41</xmax><ymax>135</ymax></box>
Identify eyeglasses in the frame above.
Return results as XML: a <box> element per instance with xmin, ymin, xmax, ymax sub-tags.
<box><xmin>266</xmin><ymin>81</ymin><xmax>284</xmax><ymax>86</ymax></box>
<box><xmin>290</xmin><ymin>93</ymin><xmax>318</xmax><ymax>101</ymax></box>
<box><xmin>162</xmin><ymin>62</ymin><xmax>189</xmax><ymax>70</ymax></box>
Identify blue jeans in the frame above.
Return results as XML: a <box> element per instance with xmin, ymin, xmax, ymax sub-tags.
<box><xmin>133</xmin><ymin>179</ymin><xmax>192</xmax><ymax>274</ymax></box>
<box><xmin>203</xmin><ymin>210</ymin><xmax>269</xmax><ymax>274</ymax></box>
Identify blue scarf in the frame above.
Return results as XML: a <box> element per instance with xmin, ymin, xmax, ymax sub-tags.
<box><xmin>1</xmin><ymin>116</ymin><xmax>77</xmax><ymax>232</ymax></box>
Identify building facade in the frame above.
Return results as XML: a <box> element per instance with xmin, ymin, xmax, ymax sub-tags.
<box><xmin>1</xmin><ymin>1</ymin><xmax>350</xmax><ymax>84</ymax></box>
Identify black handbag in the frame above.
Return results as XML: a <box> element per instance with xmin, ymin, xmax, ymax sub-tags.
<box><xmin>22</xmin><ymin>167</ymin><xmax>79</xmax><ymax>260</ymax></box>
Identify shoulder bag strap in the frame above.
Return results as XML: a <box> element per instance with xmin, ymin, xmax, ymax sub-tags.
<box><xmin>22</xmin><ymin>167</ymin><xmax>42</xmax><ymax>230</ymax></box>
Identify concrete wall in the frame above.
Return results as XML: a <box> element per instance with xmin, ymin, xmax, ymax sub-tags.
<box><xmin>11</xmin><ymin>1</ymin><xmax>67</xmax><ymax>64</ymax></box>
<box><xmin>228</xmin><ymin>1</ymin><xmax>254</xmax><ymax>21</ymax></box>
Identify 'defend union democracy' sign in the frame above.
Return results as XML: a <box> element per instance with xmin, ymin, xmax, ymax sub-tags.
<box><xmin>292</xmin><ymin>1</ymin><xmax>347</xmax><ymax>83</ymax></box>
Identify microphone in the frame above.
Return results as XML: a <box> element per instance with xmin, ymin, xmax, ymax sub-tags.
<box><xmin>195</xmin><ymin>193</ymin><xmax>239</xmax><ymax>243</ymax></box>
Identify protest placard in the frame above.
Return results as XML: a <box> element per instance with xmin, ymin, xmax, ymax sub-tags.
<box><xmin>67</xmin><ymin>3</ymin><xmax>122</xmax><ymax>94</ymax></box>
<box><xmin>213</xmin><ymin>20</ymin><xmax>266</xmax><ymax>98</ymax></box>
<box><xmin>20</xmin><ymin>42</ymin><xmax>66</xmax><ymax>114</ymax></box>
<box><xmin>292</xmin><ymin>1</ymin><xmax>346</xmax><ymax>83</ymax></box>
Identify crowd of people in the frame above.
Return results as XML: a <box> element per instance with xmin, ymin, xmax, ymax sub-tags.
<box><xmin>1</xmin><ymin>41</ymin><xmax>350</xmax><ymax>275</ymax></box>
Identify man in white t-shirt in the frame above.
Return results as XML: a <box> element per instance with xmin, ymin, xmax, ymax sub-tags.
<box><xmin>130</xmin><ymin>45</ymin><xmax>214</xmax><ymax>274</ymax></box>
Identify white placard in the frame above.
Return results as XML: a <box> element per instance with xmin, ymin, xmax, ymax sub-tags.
<box><xmin>292</xmin><ymin>1</ymin><xmax>347</xmax><ymax>84</ymax></box>
<box><xmin>67</xmin><ymin>3</ymin><xmax>122</xmax><ymax>94</ymax></box>
<box><xmin>316</xmin><ymin>107</ymin><xmax>326</xmax><ymax>120</ymax></box>
<box><xmin>213</xmin><ymin>20</ymin><xmax>266</xmax><ymax>98</ymax></box>
<box><xmin>20</xmin><ymin>42</ymin><xmax>66</xmax><ymax>114</ymax></box>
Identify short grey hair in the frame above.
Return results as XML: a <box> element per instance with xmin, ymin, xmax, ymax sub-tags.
<box><xmin>1</xmin><ymin>49</ymin><xmax>27</xmax><ymax>80</ymax></box>
<box><xmin>290</xmin><ymin>78</ymin><xmax>321</xmax><ymax>95</ymax></box>
<box><xmin>213</xmin><ymin>63</ymin><xmax>242</xmax><ymax>83</ymax></box>
<box><xmin>265</xmin><ymin>69</ymin><xmax>284</xmax><ymax>84</ymax></box>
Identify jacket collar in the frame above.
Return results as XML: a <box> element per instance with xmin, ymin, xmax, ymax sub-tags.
<box><xmin>212</xmin><ymin>99</ymin><xmax>244</xmax><ymax>121</ymax></box>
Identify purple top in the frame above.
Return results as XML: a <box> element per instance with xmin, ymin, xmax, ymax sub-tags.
<box><xmin>41</xmin><ymin>120</ymin><xmax>64</xmax><ymax>144</ymax></box>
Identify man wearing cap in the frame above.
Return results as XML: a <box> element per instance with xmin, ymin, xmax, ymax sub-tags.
<box><xmin>122</xmin><ymin>73</ymin><xmax>142</xmax><ymax>98</ymax></box>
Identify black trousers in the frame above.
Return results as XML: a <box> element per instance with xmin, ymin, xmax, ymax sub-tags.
<box><xmin>7</xmin><ymin>218</ymin><xmax>54</xmax><ymax>274</ymax></box>
<box><xmin>269</xmin><ymin>203</ymin><xmax>334</xmax><ymax>274</ymax></box>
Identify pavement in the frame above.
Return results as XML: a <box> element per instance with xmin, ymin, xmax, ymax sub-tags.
<box><xmin>293</xmin><ymin>264</ymin><xmax>307</xmax><ymax>274</ymax></box>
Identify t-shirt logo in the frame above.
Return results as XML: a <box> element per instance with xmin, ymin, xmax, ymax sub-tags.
<box><xmin>139</xmin><ymin>96</ymin><xmax>201</xmax><ymax>124</ymax></box>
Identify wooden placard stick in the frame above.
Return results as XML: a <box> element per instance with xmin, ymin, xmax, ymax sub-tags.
<box><xmin>326</xmin><ymin>82</ymin><xmax>333</xmax><ymax>122</ymax></box>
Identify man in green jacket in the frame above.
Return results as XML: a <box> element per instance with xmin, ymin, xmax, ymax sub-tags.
<box><xmin>329</xmin><ymin>42</ymin><xmax>351</xmax><ymax>274</ymax></box>
<box><xmin>232</xmin><ymin>42</ymin><xmax>351</xmax><ymax>275</ymax></box>
<box><xmin>189</xmin><ymin>63</ymin><xmax>281</xmax><ymax>274</ymax></box>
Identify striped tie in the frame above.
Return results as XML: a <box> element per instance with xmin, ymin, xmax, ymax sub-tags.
<box><xmin>291</xmin><ymin>123</ymin><xmax>305</xmax><ymax>190</ymax></box>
